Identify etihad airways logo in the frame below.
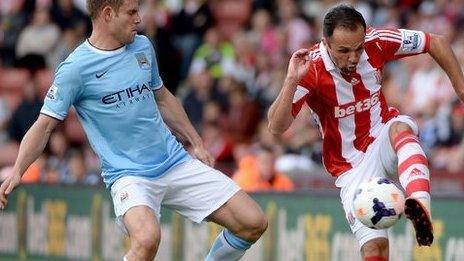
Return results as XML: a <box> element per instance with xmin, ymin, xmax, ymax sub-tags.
<box><xmin>102</xmin><ymin>82</ymin><xmax>151</xmax><ymax>105</ymax></box>
<box><xmin>334</xmin><ymin>92</ymin><xmax>379</xmax><ymax>118</ymax></box>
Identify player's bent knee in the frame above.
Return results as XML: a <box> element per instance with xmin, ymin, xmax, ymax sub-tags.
<box><xmin>389</xmin><ymin>121</ymin><xmax>414</xmax><ymax>138</ymax></box>
<box><xmin>237</xmin><ymin>211</ymin><xmax>268</xmax><ymax>242</ymax></box>
<box><xmin>361</xmin><ymin>238</ymin><xmax>388</xmax><ymax>259</ymax></box>
<box><xmin>131</xmin><ymin>229</ymin><xmax>160</xmax><ymax>254</ymax></box>
<box><xmin>125</xmin><ymin>209</ymin><xmax>161</xmax><ymax>257</ymax></box>
<box><xmin>250</xmin><ymin>212</ymin><xmax>268</xmax><ymax>237</ymax></box>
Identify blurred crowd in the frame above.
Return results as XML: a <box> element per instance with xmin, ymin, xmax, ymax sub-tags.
<box><xmin>1</xmin><ymin>0</ymin><xmax>464</xmax><ymax>192</ymax></box>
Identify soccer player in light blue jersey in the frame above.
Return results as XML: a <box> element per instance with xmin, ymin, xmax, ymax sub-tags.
<box><xmin>0</xmin><ymin>0</ymin><xmax>267</xmax><ymax>260</ymax></box>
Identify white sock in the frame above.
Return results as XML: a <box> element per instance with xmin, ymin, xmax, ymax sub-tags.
<box><xmin>205</xmin><ymin>230</ymin><xmax>252</xmax><ymax>261</ymax></box>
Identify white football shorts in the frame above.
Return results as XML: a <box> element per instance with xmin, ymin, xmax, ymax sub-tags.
<box><xmin>110</xmin><ymin>158</ymin><xmax>241</xmax><ymax>235</ymax></box>
<box><xmin>335</xmin><ymin>115</ymin><xmax>418</xmax><ymax>248</ymax></box>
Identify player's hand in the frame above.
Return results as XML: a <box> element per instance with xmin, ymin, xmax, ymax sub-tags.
<box><xmin>0</xmin><ymin>171</ymin><xmax>21</xmax><ymax>209</ymax></box>
<box><xmin>191</xmin><ymin>145</ymin><xmax>215</xmax><ymax>167</ymax></box>
<box><xmin>286</xmin><ymin>49</ymin><xmax>311</xmax><ymax>83</ymax></box>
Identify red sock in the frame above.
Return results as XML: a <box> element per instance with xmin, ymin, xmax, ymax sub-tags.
<box><xmin>393</xmin><ymin>130</ymin><xmax>430</xmax><ymax>202</ymax></box>
<box><xmin>365</xmin><ymin>256</ymin><xmax>388</xmax><ymax>261</ymax></box>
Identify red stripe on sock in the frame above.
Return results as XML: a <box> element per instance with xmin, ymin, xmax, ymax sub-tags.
<box><xmin>365</xmin><ymin>256</ymin><xmax>388</xmax><ymax>261</ymax></box>
<box><xmin>398</xmin><ymin>154</ymin><xmax>428</xmax><ymax>174</ymax></box>
<box><xmin>394</xmin><ymin>136</ymin><xmax>419</xmax><ymax>152</ymax></box>
<box><xmin>393</xmin><ymin>130</ymin><xmax>414</xmax><ymax>143</ymax></box>
<box><xmin>406</xmin><ymin>178</ymin><xmax>430</xmax><ymax>196</ymax></box>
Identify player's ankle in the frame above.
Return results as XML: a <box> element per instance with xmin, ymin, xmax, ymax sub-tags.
<box><xmin>407</xmin><ymin>193</ymin><xmax>430</xmax><ymax>208</ymax></box>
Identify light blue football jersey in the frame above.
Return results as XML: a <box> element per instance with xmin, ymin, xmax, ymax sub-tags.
<box><xmin>41</xmin><ymin>35</ymin><xmax>191</xmax><ymax>187</ymax></box>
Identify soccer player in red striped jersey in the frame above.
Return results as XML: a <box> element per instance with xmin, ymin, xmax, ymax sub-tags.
<box><xmin>268</xmin><ymin>4</ymin><xmax>464</xmax><ymax>261</ymax></box>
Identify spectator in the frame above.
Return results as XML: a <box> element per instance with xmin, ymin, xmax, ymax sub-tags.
<box><xmin>7</xmin><ymin>80</ymin><xmax>42</xmax><ymax>142</ymax></box>
<box><xmin>276</xmin><ymin>0</ymin><xmax>313</xmax><ymax>54</ymax></box>
<box><xmin>44</xmin><ymin>131</ymin><xmax>69</xmax><ymax>182</ymax></box>
<box><xmin>233</xmin><ymin>145</ymin><xmax>294</xmax><ymax>192</ymax></box>
<box><xmin>247</xmin><ymin>9</ymin><xmax>282</xmax><ymax>65</ymax></box>
<box><xmin>252</xmin><ymin>120</ymin><xmax>283</xmax><ymax>155</ymax></box>
<box><xmin>142</xmin><ymin>2</ymin><xmax>180</xmax><ymax>92</ymax></box>
<box><xmin>189</xmin><ymin>27</ymin><xmax>235</xmax><ymax>79</ymax></box>
<box><xmin>182</xmin><ymin>70</ymin><xmax>215</xmax><ymax>129</ymax></box>
<box><xmin>15</xmin><ymin>7</ymin><xmax>60</xmax><ymax>67</ymax></box>
<box><xmin>0</xmin><ymin>0</ymin><xmax>27</xmax><ymax>66</ymax></box>
<box><xmin>201</xmin><ymin>119</ymin><xmax>235</xmax><ymax>175</ymax></box>
<box><xmin>172</xmin><ymin>0</ymin><xmax>214</xmax><ymax>80</ymax></box>
<box><xmin>250</xmin><ymin>50</ymin><xmax>273</xmax><ymax>98</ymax></box>
<box><xmin>230</xmin><ymin>31</ymin><xmax>256</xmax><ymax>88</ymax></box>
<box><xmin>226</xmin><ymin>82</ymin><xmax>260</xmax><ymax>143</ymax></box>
<box><xmin>62</xmin><ymin>149</ymin><xmax>100</xmax><ymax>185</ymax></box>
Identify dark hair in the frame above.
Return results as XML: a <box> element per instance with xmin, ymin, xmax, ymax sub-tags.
<box><xmin>323</xmin><ymin>5</ymin><xmax>366</xmax><ymax>38</ymax></box>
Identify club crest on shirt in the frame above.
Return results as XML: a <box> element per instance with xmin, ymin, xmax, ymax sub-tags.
<box><xmin>45</xmin><ymin>84</ymin><xmax>58</xmax><ymax>101</ymax></box>
<box><xmin>135</xmin><ymin>52</ymin><xmax>150</xmax><ymax>70</ymax></box>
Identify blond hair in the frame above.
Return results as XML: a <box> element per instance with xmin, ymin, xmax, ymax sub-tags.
<box><xmin>87</xmin><ymin>0</ymin><xmax>124</xmax><ymax>20</ymax></box>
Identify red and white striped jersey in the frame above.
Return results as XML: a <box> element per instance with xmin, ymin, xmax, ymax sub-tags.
<box><xmin>292</xmin><ymin>27</ymin><xmax>430</xmax><ymax>177</ymax></box>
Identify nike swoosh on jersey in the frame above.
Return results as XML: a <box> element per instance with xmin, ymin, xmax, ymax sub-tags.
<box><xmin>96</xmin><ymin>70</ymin><xmax>109</xmax><ymax>78</ymax></box>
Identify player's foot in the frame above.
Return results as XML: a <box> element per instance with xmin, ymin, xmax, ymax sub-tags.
<box><xmin>404</xmin><ymin>197</ymin><xmax>433</xmax><ymax>246</ymax></box>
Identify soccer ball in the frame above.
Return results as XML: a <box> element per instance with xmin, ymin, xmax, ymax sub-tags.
<box><xmin>352</xmin><ymin>177</ymin><xmax>405</xmax><ymax>229</ymax></box>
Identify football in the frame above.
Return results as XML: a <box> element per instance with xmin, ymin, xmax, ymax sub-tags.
<box><xmin>353</xmin><ymin>177</ymin><xmax>405</xmax><ymax>229</ymax></box>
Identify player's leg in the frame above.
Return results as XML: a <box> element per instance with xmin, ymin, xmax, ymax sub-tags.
<box><xmin>389</xmin><ymin>121</ymin><xmax>433</xmax><ymax>246</ymax></box>
<box><xmin>336</xmin><ymin>137</ymin><xmax>391</xmax><ymax>260</ymax></box>
<box><xmin>123</xmin><ymin>206</ymin><xmax>161</xmax><ymax>260</ymax></box>
<box><xmin>110</xmin><ymin>175</ymin><xmax>167</xmax><ymax>260</ymax></box>
<box><xmin>205</xmin><ymin>190</ymin><xmax>267</xmax><ymax>260</ymax></box>
<box><xmin>162</xmin><ymin>159</ymin><xmax>267</xmax><ymax>261</ymax></box>
<box><xmin>361</xmin><ymin>237</ymin><xmax>389</xmax><ymax>261</ymax></box>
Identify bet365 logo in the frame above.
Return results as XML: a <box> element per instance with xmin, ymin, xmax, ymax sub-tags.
<box><xmin>334</xmin><ymin>92</ymin><xmax>379</xmax><ymax>118</ymax></box>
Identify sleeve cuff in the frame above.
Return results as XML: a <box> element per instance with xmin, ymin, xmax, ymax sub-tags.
<box><xmin>40</xmin><ymin>109</ymin><xmax>65</xmax><ymax>121</ymax></box>
<box><xmin>424</xmin><ymin>32</ymin><xmax>431</xmax><ymax>53</ymax></box>
<box><xmin>152</xmin><ymin>81</ymin><xmax>164</xmax><ymax>90</ymax></box>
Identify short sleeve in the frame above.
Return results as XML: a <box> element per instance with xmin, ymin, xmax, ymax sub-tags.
<box><xmin>40</xmin><ymin>62</ymin><xmax>82</xmax><ymax>120</ymax></box>
<box><xmin>367</xmin><ymin>28</ymin><xmax>430</xmax><ymax>61</ymax></box>
<box><xmin>148</xmin><ymin>41</ymin><xmax>163</xmax><ymax>90</ymax></box>
<box><xmin>292</xmin><ymin>64</ymin><xmax>316</xmax><ymax>117</ymax></box>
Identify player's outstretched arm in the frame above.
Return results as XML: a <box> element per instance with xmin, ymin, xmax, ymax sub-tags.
<box><xmin>428</xmin><ymin>33</ymin><xmax>464</xmax><ymax>102</ymax></box>
<box><xmin>0</xmin><ymin>114</ymin><xmax>59</xmax><ymax>209</ymax></box>
<box><xmin>268</xmin><ymin>49</ymin><xmax>311</xmax><ymax>135</ymax></box>
<box><xmin>154</xmin><ymin>86</ymin><xmax>215</xmax><ymax>167</ymax></box>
